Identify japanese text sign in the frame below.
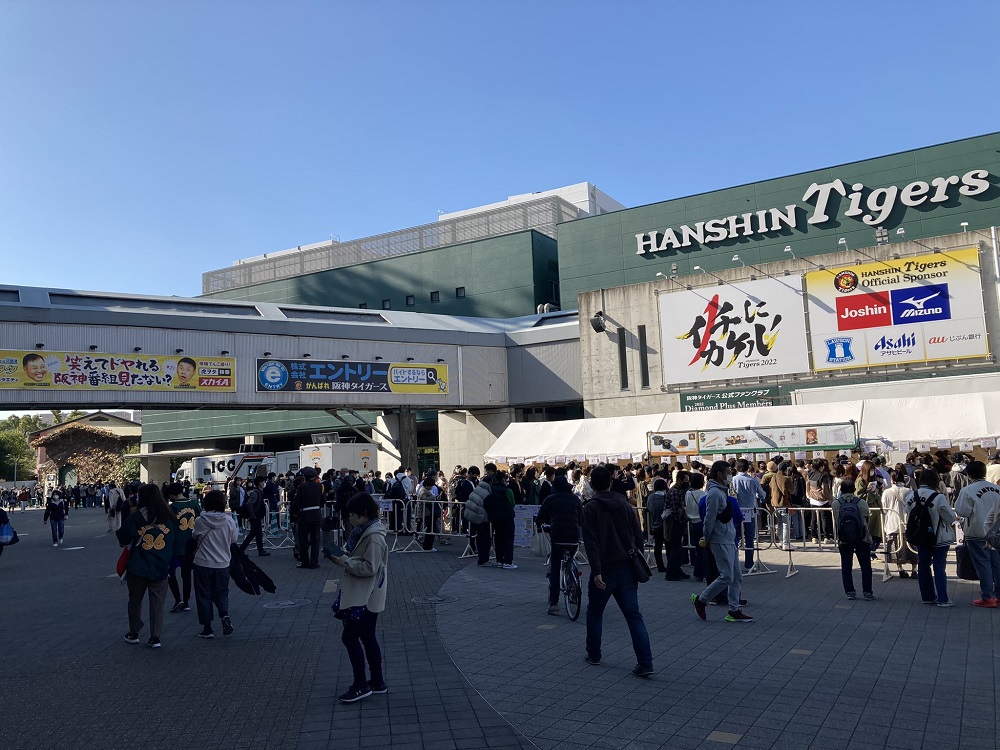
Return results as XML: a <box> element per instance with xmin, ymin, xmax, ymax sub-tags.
<box><xmin>256</xmin><ymin>359</ymin><xmax>448</xmax><ymax>395</ymax></box>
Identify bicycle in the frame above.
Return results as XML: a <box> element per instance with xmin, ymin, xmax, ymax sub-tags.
<box><xmin>555</xmin><ymin>541</ymin><xmax>583</xmax><ymax>621</ymax></box>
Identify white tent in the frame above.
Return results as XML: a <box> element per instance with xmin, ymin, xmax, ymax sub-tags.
<box><xmin>563</xmin><ymin>413</ymin><xmax>665</xmax><ymax>462</ymax></box>
<box><xmin>858</xmin><ymin>392</ymin><xmax>1000</xmax><ymax>446</ymax></box>
<box><xmin>657</xmin><ymin>402</ymin><xmax>863</xmax><ymax>433</ymax></box>
<box><xmin>482</xmin><ymin>421</ymin><xmax>575</xmax><ymax>463</ymax></box>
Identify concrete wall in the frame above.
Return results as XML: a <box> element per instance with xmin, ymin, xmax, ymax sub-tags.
<box><xmin>438</xmin><ymin>408</ymin><xmax>515</xmax><ymax>471</ymax></box>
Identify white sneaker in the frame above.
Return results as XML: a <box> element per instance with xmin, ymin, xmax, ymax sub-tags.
<box><xmin>53</xmin><ymin>543</ymin><xmax>58</xmax><ymax>548</ymax></box>
<box><xmin>504</xmin><ymin>563</ymin><xmax>518</xmax><ymax>570</ymax></box>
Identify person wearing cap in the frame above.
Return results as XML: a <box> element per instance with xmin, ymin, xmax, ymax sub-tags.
<box><xmin>292</xmin><ymin>467</ymin><xmax>324</xmax><ymax>568</ymax></box>
<box><xmin>986</xmin><ymin>453</ymin><xmax>1000</xmax><ymax>485</ymax></box>
<box><xmin>239</xmin><ymin>475</ymin><xmax>271</xmax><ymax>557</ymax></box>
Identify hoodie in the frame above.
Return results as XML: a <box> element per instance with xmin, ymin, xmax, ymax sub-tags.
<box><xmin>702</xmin><ymin>479</ymin><xmax>736</xmax><ymax>545</ymax></box>
<box><xmin>193</xmin><ymin>511</ymin><xmax>238</xmax><ymax>568</ymax></box>
<box><xmin>581</xmin><ymin>490</ymin><xmax>643</xmax><ymax>577</ymax></box>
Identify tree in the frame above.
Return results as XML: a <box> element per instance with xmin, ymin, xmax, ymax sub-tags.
<box><xmin>50</xmin><ymin>410</ymin><xmax>65</xmax><ymax>424</ymax></box>
<box><xmin>0</xmin><ymin>429</ymin><xmax>35</xmax><ymax>482</ymax></box>
<box><xmin>66</xmin><ymin>410</ymin><xmax>87</xmax><ymax>422</ymax></box>
<box><xmin>1</xmin><ymin>414</ymin><xmax>46</xmax><ymax>435</ymax></box>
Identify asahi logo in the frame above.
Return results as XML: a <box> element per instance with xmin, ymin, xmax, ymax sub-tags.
<box><xmin>636</xmin><ymin>169</ymin><xmax>991</xmax><ymax>255</ymax></box>
<box><xmin>873</xmin><ymin>333</ymin><xmax>917</xmax><ymax>351</ymax></box>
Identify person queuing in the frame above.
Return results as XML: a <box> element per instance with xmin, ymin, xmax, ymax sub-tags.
<box><xmin>954</xmin><ymin>460</ymin><xmax>1000</xmax><ymax>607</ymax></box>
<box><xmin>905</xmin><ymin>469</ymin><xmax>958</xmax><ymax>607</ymax></box>
<box><xmin>326</xmin><ymin>493</ymin><xmax>389</xmax><ymax>704</ymax></box>
<box><xmin>831</xmin><ymin>479</ymin><xmax>875</xmax><ymax>601</ymax></box>
<box><xmin>536</xmin><ymin>472</ymin><xmax>582</xmax><ymax>615</ymax></box>
<box><xmin>116</xmin><ymin>484</ymin><xmax>180</xmax><ymax>649</ymax></box>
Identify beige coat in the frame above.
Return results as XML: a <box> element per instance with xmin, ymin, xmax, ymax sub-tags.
<box><xmin>338</xmin><ymin>521</ymin><xmax>389</xmax><ymax>612</ymax></box>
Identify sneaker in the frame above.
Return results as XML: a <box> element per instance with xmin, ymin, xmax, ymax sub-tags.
<box><xmin>53</xmin><ymin>543</ymin><xmax>58</xmax><ymax>548</ymax></box>
<box><xmin>221</xmin><ymin>615</ymin><xmax>234</xmax><ymax>636</ymax></box>
<box><xmin>170</xmin><ymin>602</ymin><xmax>186</xmax><ymax>614</ymax></box>
<box><xmin>584</xmin><ymin>655</ymin><xmax>601</xmax><ymax>666</ymax></box>
<box><xmin>922</xmin><ymin>599</ymin><xmax>938</xmax><ymax>605</ymax></box>
<box><xmin>936</xmin><ymin>601</ymin><xmax>955</xmax><ymax>608</ymax></box>
<box><xmin>123</xmin><ymin>633</ymin><xmax>140</xmax><ymax>644</ymax></box>
<box><xmin>368</xmin><ymin>680</ymin><xmax>388</xmax><ymax>695</ymax></box>
<box><xmin>692</xmin><ymin>594</ymin><xmax>707</xmax><ymax>621</ymax></box>
<box><xmin>863</xmin><ymin>592</ymin><xmax>876</xmax><ymax>601</ymax></box>
<box><xmin>198</xmin><ymin>628</ymin><xmax>214</xmax><ymax>639</ymax></box>
<box><xmin>258</xmin><ymin>551</ymin><xmax>271</xmax><ymax>557</ymax></box>
<box><xmin>338</xmin><ymin>685</ymin><xmax>372</xmax><ymax>703</ymax></box>
<box><xmin>897</xmin><ymin>570</ymin><xmax>910</xmax><ymax>578</ymax></box>
<box><xmin>546</xmin><ymin>605</ymin><xmax>560</xmax><ymax>615</ymax></box>
<box><xmin>147</xmin><ymin>637</ymin><xmax>162</xmax><ymax>649</ymax></box>
<box><xmin>632</xmin><ymin>664</ymin><xmax>654</xmax><ymax>678</ymax></box>
<box><xmin>972</xmin><ymin>598</ymin><xmax>995</xmax><ymax>608</ymax></box>
<box><xmin>846</xmin><ymin>591</ymin><xmax>857</xmax><ymax>600</ymax></box>
<box><xmin>181</xmin><ymin>602</ymin><xmax>191</xmax><ymax>612</ymax></box>
<box><xmin>504</xmin><ymin>563</ymin><xmax>518</xmax><ymax>570</ymax></box>
<box><xmin>725</xmin><ymin>610</ymin><xmax>754</xmax><ymax>623</ymax></box>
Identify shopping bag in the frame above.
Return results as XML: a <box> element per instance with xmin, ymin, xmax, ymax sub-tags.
<box><xmin>116</xmin><ymin>547</ymin><xmax>130</xmax><ymax>577</ymax></box>
<box><xmin>0</xmin><ymin>522</ymin><xmax>18</xmax><ymax>546</ymax></box>
<box><xmin>530</xmin><ymin>531</ymin><xmax>551</xmax><ymax>558</ymax></box>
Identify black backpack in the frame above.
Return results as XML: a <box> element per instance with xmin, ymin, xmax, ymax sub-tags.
<box><xmin>385</xmin><ymin>480</ymin><xmax>406</xmax><ymax>501</ymax></box>
<box><xmin>905</xmin><ymin>492</ymin><xmax>940</xmax><ymax>548</ymax></box>
<box><xmin>837</xmin><ymin>496</ymin><xmax>864</xmax><ymax>544</ymax></box>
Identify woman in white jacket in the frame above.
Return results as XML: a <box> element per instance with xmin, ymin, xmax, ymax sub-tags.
<box><xmin>904</xmin><ymin>468</ymin><xmax>957</xmax><ymax>607</ymax></box>
<box><xmin>326</xmin><ymin>493</ymin><xmax>388</xmax><ymax>703</ymax></box>
<box><xmin>881</xmin><ymin>468</ymin><xmax>917</xmax><ymax>578</ymax></box>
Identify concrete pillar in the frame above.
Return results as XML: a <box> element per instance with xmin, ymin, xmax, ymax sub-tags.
<box><xmin>374</xmin><ymin>411</ymin><xmax>418</xmax><ymax>475</ymax></box>
<box><xmin>439</xmin><ymin>408</ymin><xmax>515</xmax><ymax>471</ymax></box>
<box><xmin>138</xmin><ymin>455</ymin><xmax>172</xmax><ymax>486</ymax></box>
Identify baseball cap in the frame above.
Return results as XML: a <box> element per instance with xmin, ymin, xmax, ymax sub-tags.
<box><xmin>299</xmin><ymin>467</ymin><xmax>318</xmax><ymax>479</ymax></box>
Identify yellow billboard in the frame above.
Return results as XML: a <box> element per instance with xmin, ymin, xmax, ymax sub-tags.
<box><xmin>0</xmin><ymin>351</ymin><xmax>237</xmax><ymax>391</ymax></box>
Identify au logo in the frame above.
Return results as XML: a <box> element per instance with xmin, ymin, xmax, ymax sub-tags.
<box><xmin>825</xmin><ymin>337</ymin><xmax>855</xmax><ymax>364</ymax></box>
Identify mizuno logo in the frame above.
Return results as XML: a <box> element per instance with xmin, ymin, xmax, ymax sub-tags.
<box><xmin>898</xmin><ymin>291</ymin><xmax>941</xmax><ymax>310</ymax></box>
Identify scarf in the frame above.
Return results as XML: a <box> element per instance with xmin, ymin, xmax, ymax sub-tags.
<box><xmin>345</xmin><ymin>518</ymin><xmax>376</xmax><ymax>554</ymax></box>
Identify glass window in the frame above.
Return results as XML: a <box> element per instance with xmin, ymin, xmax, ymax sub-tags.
<box><xmin>618</xmin><ymin>327</ymin><xmax>628</xmax><ymax>390</ymax></box>
<box><xmin>455</xmin><ymin>286</ymin><xmax>466</xmax><ymax>299</ymax></box>
<box><xmin>382</xmin><ymin>299</ymin><xmax>391</xmax><ymax>309</ymax></box>
<box><xmin>359</xmin><ymin>303</ymin><xmax>368</xmax><ymax>309</ymax></box>
<box><xmin>406</xmin><ymin>295</ymin><xmax>415</xmax><ymax>306</ymax></box>
<box><xmin>638</xmin><ymin>325</ymin><xmax>650</xmax><ymax>388</ymax></box>
<box><xmin>430</xmin><ymin>291</ymin><xmax>440</xmax><ymax>303</ymax></box>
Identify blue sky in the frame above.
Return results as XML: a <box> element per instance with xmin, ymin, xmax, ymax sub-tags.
<box><xmin>2</xmin><ymin>1</ymin><xmax>998</xmax><ymax>298</ymax></box>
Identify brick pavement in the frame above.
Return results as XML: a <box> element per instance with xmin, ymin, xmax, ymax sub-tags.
<box><xmin>435</xmin><ymin>546</ymin><xmax>1000</xmax><ymax>750</ymax></box>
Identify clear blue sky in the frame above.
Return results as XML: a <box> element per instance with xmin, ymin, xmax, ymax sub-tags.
<box><xmin>2</xmin><ymin>1</ymin><xmax>998</xmax><ymax>298</ymax></box>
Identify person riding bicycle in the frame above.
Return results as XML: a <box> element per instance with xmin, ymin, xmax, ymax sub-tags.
<box><xmin>535</xmin><ymin>472</ymin><xmax>582</xmax><ymax>615</ymax></box>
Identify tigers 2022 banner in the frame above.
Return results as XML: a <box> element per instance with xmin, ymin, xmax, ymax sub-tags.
<box><xmin>805</xmin><ymin>247</ymin><xmax>989</xmax><ymax>370</ymax></box>
<box><xmin>0</xmin><ymin>351</ymin><xmax>236</xmax><ymax>391</ymax></box>
<box><xmin>658</xmin><ymin>277</ymin><xmax>810</xmax><ymax>385</ymax></box>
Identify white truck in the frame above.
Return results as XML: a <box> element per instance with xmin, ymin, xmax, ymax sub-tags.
<box><xmin>299</xmin><ymin>442</ymin><xmax>377</xmax><ymax>474</ymax></box>
<box><xmin>174</xmin><ymin>452</ymin><xmax>272</xmax><ymax>489</ymax></box>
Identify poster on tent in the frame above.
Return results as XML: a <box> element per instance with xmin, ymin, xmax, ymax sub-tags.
<box><xmin>648</xmin><ymin>431</ymin><xmax>700</xmax><ymax>457</ymax></box>
<box><xmin>805</xmin><ymin>247</ymin><xmax>989</xmax><ymax>371</ymax></box>
<box><xmin>658</xmin><ymin>277</ymin><xmax>810</xmax><ymax>385</ymax></box>
<box><xmin>697</xmin><ymin>423</ymin><xmax>857</xmax><ymax>454</ymax></box>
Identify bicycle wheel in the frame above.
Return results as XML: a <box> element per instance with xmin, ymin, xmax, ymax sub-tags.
<box><xmin>564</xmin><ymin>565</ymin><xmax>582</xmax><ymax>621</ymax></box>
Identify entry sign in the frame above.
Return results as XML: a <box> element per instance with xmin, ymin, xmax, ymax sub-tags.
<box><xmin>681</xmin><ymin>386</ymin><xmax>779</xmax><ymax>412</ymax></box>
<box><xmin>256</xmin><ymin>358</ymin><xmax>448</xmax><ymax>395</ymax></box>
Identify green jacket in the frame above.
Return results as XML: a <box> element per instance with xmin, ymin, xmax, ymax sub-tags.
<box><xmin>116</xmin><ymin>507</ymin><xmax>180</xmax><ymax>581</ymax></box>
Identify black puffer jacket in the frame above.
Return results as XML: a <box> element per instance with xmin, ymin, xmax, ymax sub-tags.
<box><xmin>536</xmin><ymin>478</ymin><xmax>582</xmax><ymax>545</ymax></box>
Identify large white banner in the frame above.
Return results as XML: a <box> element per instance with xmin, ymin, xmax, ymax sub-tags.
<box><xmin>697</xmin><ymin>423</ymin><xmax>857</xmax><ymax>454</ymax></box>
<box><xmin>805</xmin><ymin>247</ymin><xmax>988</xmax><ymax>370</ymax></box>
<box><xmin>658</xmin><ymin>277</ymin><xmax>810</xmax><ymax>385</ymax></box>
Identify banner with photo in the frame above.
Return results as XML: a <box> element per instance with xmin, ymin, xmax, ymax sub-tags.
<box><xmin>805</xmin><ymin>247</ymin><xmax>988</xmax><ymax>370</ymax></box>
<box><xmin>697</xmin><ymin>423</ymin><xmax>857</xmax><ymax>454</ymax></box>
<box><xmin>256</xmin><ymin>358</ymin><xmax>449</xmax><ymax>395</ymax></box>
<box><xmin>0</xmin><ymin>351</ymin><xmax>235</xmax><ymax>391</ymax></box>
<box><xmin>657</xmin><ymin>277</ymin><xmax>810</xmax><ymax>385</ymax></box>
<box><xmin>648</xmin><ymin>431</ymin><xmax>700</xmax><ymax>457</ymax></box>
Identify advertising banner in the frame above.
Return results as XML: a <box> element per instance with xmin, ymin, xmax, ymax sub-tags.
<box><xmin>658</xmin><ymin>277</ymin><xmax>809</xmax><ymax>385</ymax></box>
<box><xmin>680</xmin><ymin>386</ymin><xmax>779</xmax><ymax>412</ymax></box>
<box><xmin>697</xmin><ymin>423</ymin><xmax>857</xmax><ymax>454</ymax></box>
<box><xmin>256</xmin><ymin>359</ymin><xmax>448</xmax><ymax>395</ymax></box>
<box><xmin>514</xmin><ymin>504</ymin><xmax>541</xmax><ymax>547</ymax></box>
<box><xmin>648</xmin><ymin>431</ymin><xmax>700</xmax><ymax>457</ymax></box>
<box><xmin>805</xmin><ymin>247</ymin><xmax>988</xmax><ymax>370</ymax></box>
<box><xmin>0</xmin><ymin>350</ymin><xmax>235</xmax><ymax>391</ymax></box>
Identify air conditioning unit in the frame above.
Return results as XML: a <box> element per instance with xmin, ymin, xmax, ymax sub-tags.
<box><xmin>310</xmin><ymin>433</ymin><xmax>340</xmax><ymax>444</ymax></box>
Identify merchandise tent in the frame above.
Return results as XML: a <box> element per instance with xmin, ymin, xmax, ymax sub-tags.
<box><xmin>858</xmin><ymin>392</ymin><xmax>1000</xmax><ymax>448</ymax></box>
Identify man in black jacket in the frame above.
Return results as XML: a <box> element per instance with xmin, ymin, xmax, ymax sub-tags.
<box><xmin>581</xmin><ymin>466</ymin><xmax>653</xmax><ymax>677</ymax></box>
<box><xmin>536</xmin><ymin>473</ymin><xmax>582</xmax><ymax>614</ymax></box>
<box><xmin>291</xmin><ymin>468</ymin><xmax>324</xmax><ymax>568</ymax></box>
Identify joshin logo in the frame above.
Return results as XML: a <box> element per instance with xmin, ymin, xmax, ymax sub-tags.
<box><xmin>836</xmin><ymin>293</ymin><xmax>891</xmax><ymax>331</ymax></box>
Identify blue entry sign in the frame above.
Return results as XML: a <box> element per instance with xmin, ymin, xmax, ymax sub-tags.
<box><xmin>255</xmin><ymin>358</ymin><xmax>449</xmax><ymax>395</ymax></box>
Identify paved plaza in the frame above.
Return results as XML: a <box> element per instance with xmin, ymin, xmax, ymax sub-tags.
<box><xmin>1</xmin><ymin>507</ymin><xmax>998</xmax><ymax>750</ymax></box>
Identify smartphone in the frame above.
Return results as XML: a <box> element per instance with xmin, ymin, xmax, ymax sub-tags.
<box><xmin>322</xmin><ymin>544</ymin><xmax>345</xmax><ymax>559</ymax></box>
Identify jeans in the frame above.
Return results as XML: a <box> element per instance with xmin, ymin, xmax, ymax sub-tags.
<box><xmin>585</xmin><ymin>561</ymin><xmax>652</xmax><ymax>668</ymax></box>
<box><xmin>917</xmin><ymin>546</ymin><xmax>950</xmax><ymax>603</ymax></box>
<box><xmin>700</xmin><ymin>542</ymin><xmax>743</xmax><ymax>611</ymax></box>
<box><xmin>342</xmin><ymin>609</ymin><xmax>383</xmax><ymax>688</ymax></box>
<box><xmin>741</xmin><ymin>518</ymin><xmax>756</xmax><ymax>568</ymax></box>
<box><xmin>50</xmin><ymin>519</ymin><xmax>64</xmax><ymax>544</ymax></box>
<box><xmin>474</xmin><ymin>521</ymin><xmax>492</xmax><ymax>564</ymax></box>
<box><xmin>126</xmin><ymin>575</ymin><xmax>168</xmax><ymax>639</ymax></box>
<box><xmin>193</xmin><ymin>564</ymin><xmax>230</xmax><ymax>626</ymax></box>
<box><xmin>549</xmin><ymin>543</ymin><xmax>577</xmax><ymax>606</ymax></box>
<box><xmin>687</xmin><ymin>520</ymin><xmax>705</xmax><ymax>579</ymax></box>
<box><xmin>665</xmin><ymin>520</ymin><xmax>686</xmax><ymax>577</ymax></box>
<box><xmin>651</xmin><ymin>526</ymin><xmax>665</xmax><ymax>571</ymax></box>
<box><xmin>838</xmin><ymin>541</ymin><xmax>873</xmax><ymax>594</ymax></box>
<box><xmin>965</xmin><ymin>539</ymin><xmax>1000</xmax><ymax>600</ymax></box>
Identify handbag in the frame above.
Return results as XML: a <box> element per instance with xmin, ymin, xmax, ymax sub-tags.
<box><xmin>627</xmin><ymin>547</ymin><xmax>652</xmax><ymax>583</ymax></box>
<box><xmin>530</xmin><ymin>531</ymin><xmax>551</xmax><ymax>558</ymax></box>
<box><xmin>0</xmin><ymin>522</ymin><xmax>18</xmax><ymax>546</ymax></box>
<box><xmin>115</xmin><ymin>546</ymin><xmax>131</xmax><ymax>577</ymax></box>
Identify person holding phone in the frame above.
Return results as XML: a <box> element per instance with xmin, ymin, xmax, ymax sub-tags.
<box><xmin>324</xmin><ymin>492</ymin><xmax>389</xmax><ymax>703</ymax></box>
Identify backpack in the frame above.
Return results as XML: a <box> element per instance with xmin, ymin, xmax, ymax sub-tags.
<box><xmin>384</xmin><ymin>480</ymin><xmax>406</xmax><ymax>501</ymax></box>
<box><xmin>905</xmin><ymin>492</ymin><xmax>940</xmax><ymax>548</ymax></box>
<box><xmin>836</xmin><ymin>496</ymin><xmax>865</xmax><ymax>544</ymax></box>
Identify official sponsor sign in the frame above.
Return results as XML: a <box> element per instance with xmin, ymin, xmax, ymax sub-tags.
<box><xmin>657</xmin><ymin>277</ymin><xmax>810</xmax><ymax>385</ymax></box>
<box><xmin>805</xmin><ymin>248</ymin><xmax>988</xmax><ymax>370</ymax></box>
<box><xmin>255</xmin><ymin>358</ymin><xmax>449</xmax><ymax>395</ymax></box>
<box><xmin>0</xmin><ymin>350</ymin><xmax>236</xmax><ymax>391</ymax></box>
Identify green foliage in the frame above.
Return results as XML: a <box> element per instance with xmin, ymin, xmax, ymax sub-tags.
<box><xmin>121</xmin><ymin>441</ymin><xmax>141</xmax><ymax>483</ymax></box>
<box><xmin>0</xmin><ymin>428</ymin><xmax>35</xmax><ymax>481</ymax></box>
<box><xmin>1</xmin><ymin>414</ymin><xmax>46</xmax><ymax>434</ymax></box>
